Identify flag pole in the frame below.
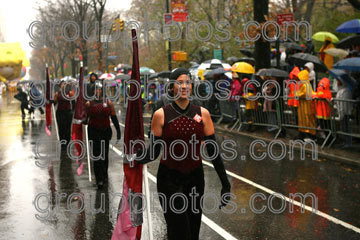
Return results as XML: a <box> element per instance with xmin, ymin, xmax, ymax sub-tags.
<box><xmin>143</xmin><ymin>165</ymin><xmax>153</xmax><ymax>240</ymax></box>
<box><xmin>52</xmin><ymin>104</ymin><xmax>59</xmax><ymax>141</ymax></box>
<box><xmin>85</xmin><ymin>124</ymin><xmax>92</xmax><ymax>182</ymax></box>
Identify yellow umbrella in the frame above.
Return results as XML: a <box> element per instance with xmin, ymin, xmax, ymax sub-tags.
<box><xmin>312</xmin><ymin>32</ymin><xmax>339</xmax><ymax>43</ymax></box>
<box><xmin>232</xmin><ymin>62</ymin><xmax>255</xmax><ymax>74</ymax></box>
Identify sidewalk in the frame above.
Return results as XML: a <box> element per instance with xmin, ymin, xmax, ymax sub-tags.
<box><xmin>214</xmin><ymin>122</ymin><xmax>360</xmax><ymax>167</ymax></box>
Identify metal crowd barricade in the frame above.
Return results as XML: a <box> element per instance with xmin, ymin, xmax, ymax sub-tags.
<box><xmin>278</xmin><ymin>96</ymin><xmax>334</xmax><ymax>149</ymax></box>
<box><xmin>234</xmin><ymin>96</ymin><xmax>281</xmax><ymax>136</ymax></box>
<box><xmin>329</xmin><ymin>98</ymin><xmax>360</xmax><ymax>147</ymax></box>
<box><xmin>216</xmin><ymin>99</ymin><xmax>239</xmax><ymax>128</ymax></box>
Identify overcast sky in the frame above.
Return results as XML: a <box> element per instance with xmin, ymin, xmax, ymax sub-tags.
<box><xmin>1</xmin><ymin>0</ymin><xmax>132</xmax><ymax>59</ymax></box>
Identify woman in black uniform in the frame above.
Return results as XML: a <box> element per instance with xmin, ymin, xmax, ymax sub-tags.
<box><xmin>85</xmin><ymin>81</ymin><xmax>121</xmax><ymax>189</ymax></box>
<box><xmin>136</xmin><ymin>68</ymin><xmax>231</xmax><ymax>240</ymax></box>
<box><xmin>54</xmin><ymin>80</ymin><xmax>74</xmax><ymax>148</ymax></box>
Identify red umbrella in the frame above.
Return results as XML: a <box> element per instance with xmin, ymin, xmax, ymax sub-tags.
<box><xmin>112</xmin><ymin>29</ymin><xmax>145</xmax><ymax>240</ymax></box>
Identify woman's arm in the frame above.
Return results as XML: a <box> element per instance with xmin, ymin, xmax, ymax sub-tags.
<box><xmin>108</xmin><ymin>100</ymin><xmax>121</xmax><ymax>141</ymax></box>
<box><xmin>136</xmin><ymin>108</ymin><xmax>164</xmax><ymax>164</ymax></box>
<box><xmin>201</xmin><ymin>107</ymin><xmax>231</xmax><ymax>207</ymax></box>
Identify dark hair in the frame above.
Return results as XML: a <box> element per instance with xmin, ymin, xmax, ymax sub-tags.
<box><xmin>90</xmin><ymin>73</ymin><xmax>98</xmax><ymax>80</ymax></box>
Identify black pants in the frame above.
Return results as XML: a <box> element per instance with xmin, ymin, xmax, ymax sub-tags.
<box><xmin>341</xmin><ymin>115</ymin><xmax>352</xmax><ymax>146</ymax></box>
<box><xmin>157</xmin><ymin>164</ymin><xmax>205</xmax><ymax>240</ymax></box>
<box><xmin>56</xmin><ymin>109</ymin><xmax>72</xmax><ymax>145</ymax></box>
<box><xmin>20</xmin><ymin>102</ymin><xmax>30</xmax><ymax>115</ymax></box>
<box><xmin>88</xmin><ymin>127</ymin><xmax>112</xmax><ymax>184</ymax></box>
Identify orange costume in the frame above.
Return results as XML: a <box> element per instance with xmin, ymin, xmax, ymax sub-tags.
<box><xmin>313</xmin><ymin>78</ymin><xmax>332</xmax><ymax>120</ymax></box>
<box><xmin>287</xmin><ymin>67</ymin><xmax>300</xmax><ymax>107</ymax></box>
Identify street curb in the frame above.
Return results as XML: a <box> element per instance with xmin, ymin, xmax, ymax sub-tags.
<box><xmin>214</xmin><ymin>124</ymin><xmax>360</xmax><ymax>167</ymax></box>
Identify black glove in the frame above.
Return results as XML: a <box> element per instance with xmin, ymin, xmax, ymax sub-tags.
<box><xmin>82</xmin><ymin>117</ymin><xmax>88</xmax><ymax>125</ymax></box>
<box><xmin>136</xmin><ymin>134</ymin><xmax>163</xmax><ymax>164</ymax></box>
<box><xmin>110</xmin><ymin>115</ymin><xmax>121</xmax><ymax>142</ymax></box>
<box><xmin>204</xmin><ymin>134</ymin><xmax>231</xmax><ymax>208</ymax></box>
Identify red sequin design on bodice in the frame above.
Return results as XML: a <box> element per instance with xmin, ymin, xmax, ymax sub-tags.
<box><xmin>160</xmin><ymin>102</ymin><xmax>204</xmax><ymax>174</ymax></box>
<box><xmin>88</xmin><ymin>101</ymin><xmax>111</xmax><ymax>129</ymax></box>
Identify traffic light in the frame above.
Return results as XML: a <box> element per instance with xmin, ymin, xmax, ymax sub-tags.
<box><xmin>112</xmin><ymin>22</ymin><xmax>117</xmax><ymax>32</ymax></box>
<box><xmin>112</xmin><ymin>19</ymin><xmax>125</xmax><ymax>32</ymax></box>
<box><xmin>172</xmin><ymin>51</ymin><xmax>187</xmax><ymax>62</ymax></box>
<box><xmin>119</xmin><ymin>19</ymin><xmax>124</xmax><ymax>31</ymax></box>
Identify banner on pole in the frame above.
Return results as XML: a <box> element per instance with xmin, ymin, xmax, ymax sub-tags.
<box><xmin>171</xmin><ymin>0</ymin><xmax>188</xmax><ymax>22</ymax></box>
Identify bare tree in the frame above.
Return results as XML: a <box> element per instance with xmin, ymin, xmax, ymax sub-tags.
<box><xmin>91</xmin><ymin>0</ymin><xmax>107</xmax><ymax>71</ymax></box>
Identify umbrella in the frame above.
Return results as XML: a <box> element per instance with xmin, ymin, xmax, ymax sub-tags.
<box><xmin>256</xmin><ymin>68</ymin><xmax>289</xmax><ymax>78</ymax></box>
<box><xmin>197</xmin><ymin>59</ymin><xmax>231</xmax><ymax>80</ymax></box>
<box><xmin>333</xmin><ymin>57</ymin><xmax>360</xmax><ymax>72</ymax></box>
<box><xmin>337</xmin><ymin>35</ymin><xmax>360</xmax><ymax>49</ymax></box>
<box><xmin>157</xmin><ymin>71</ymin><xmax>171</xmax><ymax>79</ymax></box>
<box><xmin>284</xmin><ymin>42</ymin><xmax>304</xmax><ymax>51</ymax></box>
<box><xmin>117</xmin><ymin>63</ymin><xmax>131</xmax><ymax>69</ymax></box>
<box><xmin>140</xmin><ymin>67</ymin><xmax>155</xmax><ymax>75</ymax></box>
<box><xmin>116</xmin><ymin>74</ymin><xmax>131</xmax><ymax>81</ymax></box>
<box><xmin>324</xmin><ymin>48</ymin><xmax>349</xmax><ymax>59</ymax></box>
<box><xmin>232</xmin><ymin>62</ymin><xmax>255</xmax><ymax>74</ymax></box>
<box><xmin>288</xmin><ymin>53</ymin><xmax>328</xmax><ymax>72</ymax></box>
<box><xmin>203</xmin><ymin>68</ymin><xmax>231</xmax><ymax>79</ymax></box>
<box><xmin>336</xmin><ymin>19</ymin><xmax>360</xmax><ymax>33</ymax></box>
<box><xmin>240</xmin><ymin>49</ymin><xmax>253</xmax><ymax>57</ymax></box>
<box><xmin>226</xmin><ymin>56</ymin><xmax>239</xmax><ymax>64</ymax></box>
<box><xmin>329</xmin><ymin>69</ymin><xmax>358</xmax><ymax>91</ymax></box>
<box><xmin>312</xmin><ymin>32</ymin><xmax>339</xmax><ymax>43</ymax></box>
<box><xmin>61</xmin><ymin>76</ymin><xmax>76</xmax><ymax>81</ymax></box>
<box><xmin>99</xmin><ymin>73</ymin><xmax>115</xmax><ymax>80</ymax></box>
<box><xmin>93</xmin><ymin>70</ymin><xmax>103</xmax><ymax>76</ymax></box>
<box><xmin>237</xmin><ymin>57</ymin><xmax>255</xmax><ymax>66</ymax></box>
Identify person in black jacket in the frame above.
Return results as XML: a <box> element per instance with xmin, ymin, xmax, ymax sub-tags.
<box><xmin>14</xmin><ymin>85</ymin><xmax>30</xmax><ymax>119</ymax></box>
<box><xmin>86</xmin><ymin>73</ymin><xmax>98</xmax><ymax>99</ymax></box>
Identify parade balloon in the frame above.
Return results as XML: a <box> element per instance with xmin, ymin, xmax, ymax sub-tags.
<box><xmin>0</xmin><ymin>42</ymin><xmax>30</xmax><ymax>83</ymax></box>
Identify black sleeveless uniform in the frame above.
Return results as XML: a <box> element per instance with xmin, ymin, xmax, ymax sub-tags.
<box><xmin>157</xmin><ymin>101</ymin><xmax>204</xmax><ymax>240</ymax></box>
<box><xmin>56</xmin><ymin>91</ymin><xmax>73</xmax><ymax>145</ymax></box>
<box><xmin>88</xmin><ymin>100</ymin><xmax>112</xmax><ymax>185</ymax></box>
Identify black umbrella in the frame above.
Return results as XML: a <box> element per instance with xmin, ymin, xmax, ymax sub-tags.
<box><xmin>157</xmin><ymin>71</ymin><xmax>171</xmax><ymax>79</ymax></box>
<box><xmin>240</xmin><ymin>49</ymin><xmax>254</xmax><ymax>57</ymax></box>
<box><xmin>288</xmin><ymin>53</ymin><xmax>328</xmax><ymax>72</ymax></box>
<box><xmin>238</xmin><ymin>57</ymin><xmax>256</xmax><ymax>66</ymax></box>
<box><xmin>204</xmin><ymin>68</ymin><xmax>231</xmax><ymax>80</ymax></box>
<box><xmin>284</xmin><ymin>42</ymin><xmax>305</xmax><ymax>51</ymax></box>
<box><xmin>149</xmin><ymin>73</ymin><xmax>158</xmax><ymax>79</ymax></box>
<box><xmin>337</xmin><ymin>35</ymin><xmax>360</xmax><ymax>49</ymax></box>
<box><xmin>329</xmin><ymin>69</ymin><xmax>358</xmax><ymax>91</ymax></box>
<box><xmin>116</xmin><ymin>74</ymin><xmax>131</xmax><ymax>81</ymax></box>
<box><xmin>256</xmin><ymin>68</ymin><xmax>289</xmax><ymax>78</ymax></box>
<box><xmin>226</xmin><ymin>56</ymin><xmax>239</xmax><ymax>64</ymax></box>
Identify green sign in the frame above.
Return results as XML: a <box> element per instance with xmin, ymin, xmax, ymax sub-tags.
<box><xmin>213</xmin><ymin>49</ymin><xmax>223</xmax><ymax>60</ymax></box>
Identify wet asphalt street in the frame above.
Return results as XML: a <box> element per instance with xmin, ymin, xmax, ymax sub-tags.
<box><xmin>1</xmin><ymin>92</ymin><xmax>360</xmax><ymax>240</ymax></box>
